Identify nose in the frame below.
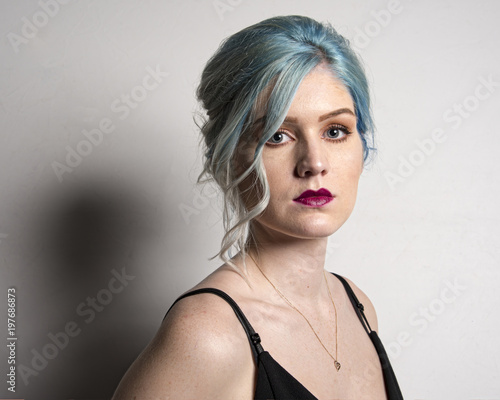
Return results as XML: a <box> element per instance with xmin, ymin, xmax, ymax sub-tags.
<box><xmin>295</xmin><ymin>137</ymin><xmax>330</xmax><ymax>177</ymax></box>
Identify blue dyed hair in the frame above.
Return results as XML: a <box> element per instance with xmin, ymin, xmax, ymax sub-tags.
<box><xmin>196</xmin><ymin>15</ymin><xmax>375</xmax><ymax>272</ymax></box>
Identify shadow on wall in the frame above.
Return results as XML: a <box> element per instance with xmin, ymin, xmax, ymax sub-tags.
<box><xmin>11</xmin><ymin>177</ymin><xmax>170</xmax><ymax>399</ymax></box>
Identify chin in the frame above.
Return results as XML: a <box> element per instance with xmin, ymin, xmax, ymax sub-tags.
<box><xmin>297</xmin><ymin>224</ymin><xmax>343</xmax><ymax>239</ymax></box>
<box><xmin>299</xmin><ymin>213</ymin><xmax>347</xmax><ymax>232</ymax></box>
<box><xmin>265</xmin><ymin>219</ymin><xmax>346</xmax><ymax>240</ymax></box>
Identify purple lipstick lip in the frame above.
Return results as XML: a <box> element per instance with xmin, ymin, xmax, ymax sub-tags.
<box><xmin>294</xmin><ymin>188</ymin><xmax>333</xmax><ymax>200</ymax></box>
<box><xmin>293</xmin><ymin>188</ymin><xmax>334</xmax><ymax>207</ymax></box>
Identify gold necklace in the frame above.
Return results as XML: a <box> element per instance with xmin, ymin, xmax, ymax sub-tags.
<box><xmin>248</xmin><ymin>253</ymin><xmax>341</xmax><ymax>371</ymax></box>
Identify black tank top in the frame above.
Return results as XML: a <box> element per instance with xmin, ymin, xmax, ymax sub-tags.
<box><xmin>164</xmin><ymin>273</ymin><xmax>404</xmax><ymax>400</ymax></box>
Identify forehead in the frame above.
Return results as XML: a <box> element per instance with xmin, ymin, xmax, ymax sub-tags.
<box><xmin>288</xmin><ymin>65</ymin><xmax>355</xmax><ymax>116</ymax></box>
<box><xmin>252</xmin><ymin>64</ymin><xmax>354</xmax><ymax>125</ymax></box>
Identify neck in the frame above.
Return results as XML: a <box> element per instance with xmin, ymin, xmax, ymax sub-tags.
<box><xmin>244</xmin><ymin>222</ymin><xmax>329</xmax><ymax>304</ymax></box>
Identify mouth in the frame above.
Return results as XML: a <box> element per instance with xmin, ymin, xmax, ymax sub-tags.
<box><xmin>293</xmin><ymin>188</ymin><xmax>334</xmax><ymax>207</ymax></box>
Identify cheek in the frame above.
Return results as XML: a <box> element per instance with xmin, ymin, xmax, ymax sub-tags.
<box><xmin>346</xmin><ymin>153</ymin><xmax>363</xmax><ymax>181</ymax></box>
<box><xmin>333</xmin><ymin>146</ymin><xmax>363</xmax><ymax>192</ymax></box>
<box><xmin>345</xmin><ymin>134</ymin><xmax>364</xmax><ymax>177</ymax></box>
<box><xmin>262</xmin><ymin>154</ymin><xmax>291</xmax><ymax>200</ymax></box>
<box><xmin>345</xmin><ymin>161</ymin><xmax>362</xmax><ymax>190</ymax></box>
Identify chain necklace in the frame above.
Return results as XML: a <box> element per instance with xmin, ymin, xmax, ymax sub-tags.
<box><xmin>248</xmin><ymin>253</ymin><xmax>341</xmax><ymax>371</ymax></box>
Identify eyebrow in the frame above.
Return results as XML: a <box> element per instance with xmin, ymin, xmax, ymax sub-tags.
<box><xmin>318</xmin><ymin>108</ymin><xmax>356</xmax><ymax>121</ymax></box>
<box><xmin>251</xmin><ymin>107</ymin><xmax>355</xmax><ymax>131</ymax></box>
<box><xmin>284</xmin><ymin>108</ymin><xmax>356</xmax><ymax>124</ymax></box>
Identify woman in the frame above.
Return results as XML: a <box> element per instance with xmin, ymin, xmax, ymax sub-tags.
<box><xmin>112</xmin><ymin>15</ymin><xmax>403</xmax><ymax>400</ymax></box>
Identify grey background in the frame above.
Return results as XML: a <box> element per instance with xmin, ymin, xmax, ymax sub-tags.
<box><xmin>0</xmin><ymin>0</ymin><xmax>499</xmax><ymax>399</ymax></box>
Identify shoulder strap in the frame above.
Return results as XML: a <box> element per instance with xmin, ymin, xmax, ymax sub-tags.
<box><xmin>163</xmin><ymin>288</ymin><xmax>264</xmax><ymax>360</ymax></box>
<box><xmin>331</xmin><ymin>273</ymin><xmax>373</xmax><ymax>335</ymax></box>
<box><xmin>332</xmin><ymin>273</ymin><xmax>404</xmax><ymax>399</ymax></box>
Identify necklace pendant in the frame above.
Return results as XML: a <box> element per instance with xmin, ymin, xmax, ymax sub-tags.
<box><xmin>334</xmin><ymin>361</ymin><xmax>341</xmax><ymax>371</ymax></box>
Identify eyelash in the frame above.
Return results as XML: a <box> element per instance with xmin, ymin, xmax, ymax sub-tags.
<box><xmin>266</xmin><ymin>124</ymin><xmax>353</xmax><ymax>146</ymax></box>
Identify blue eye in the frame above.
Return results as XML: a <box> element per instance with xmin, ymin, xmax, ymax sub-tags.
<box><xmin>265</xmin><ymin>125</ymin><xmax>352</xmax><ymax>147</ymax></box>
<box><xmin>324</xmin><ymin>125</ymin><xmax>352</xmax><ymax>140</ymax></box>
<box><xmin>326</xmin><ymin>127</ymin><xmax>344</xmax><ymax>138</ymax></box>
<box><xmin>266</xmin><ymin>131</ymin><xmax>291</xmax><ymax>145</ymax></box>
<box><xmin>326</xmin><ymin>127</ymin><xmax>342</xmax><ymax>138</ymax></box>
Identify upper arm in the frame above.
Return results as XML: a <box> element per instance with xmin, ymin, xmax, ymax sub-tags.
<box><xmin>343</xmin><ymin>277</ymin><xmax>379</xmax><ymax>332</ymax></box>
<box><xmin>111</xmin><ymin>294</ymin><xmax>254</xmax><ymax>400</ymax></box>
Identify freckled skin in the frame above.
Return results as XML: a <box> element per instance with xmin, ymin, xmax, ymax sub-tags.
<box><xmin>241</xmin><ymin>64</ymin><xmax>364</xmax><ymax>242</ymax></box>
<box><xmin>111</xmin><ymin>65</ymin><xmax>387</xmax><ymax>400</ymax></box>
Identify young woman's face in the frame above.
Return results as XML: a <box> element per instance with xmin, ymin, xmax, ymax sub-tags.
<box><xmin>238</xmin><ymin>64</ymin><xmax>364</xmax><ymax>241</ymax></box>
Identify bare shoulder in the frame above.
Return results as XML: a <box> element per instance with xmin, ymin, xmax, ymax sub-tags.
<box><xmin>112</xmin><ymin>290</ymin><xmax>254</xmax><ymax>400</ymax></box>
<box><xmin>341</xmin><ymin>276</ymin><xmax>379</xmax><ymax>332</ymax></box>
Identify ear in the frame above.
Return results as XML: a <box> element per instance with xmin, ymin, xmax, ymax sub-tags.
<box><xmin>358</xmin><ymin>133</ymin><xmax>366</xmax><ymax>172</ymax></box>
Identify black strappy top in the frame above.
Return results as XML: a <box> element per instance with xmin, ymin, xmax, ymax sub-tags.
<box><xmin>164</xmin><ymin>273</ymin><xmax>404</xmax><ymax>400</ymax></box>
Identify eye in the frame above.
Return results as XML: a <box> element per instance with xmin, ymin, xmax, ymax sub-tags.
<box><xmin>324</xmin><ymin>125</ymin><xmax>352</xmax><ymax>141</ymax></box>
<box><xmin>266</xmin><ymin>131</ymin><xmax>292</xmax><ymax>146</ymax></box>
